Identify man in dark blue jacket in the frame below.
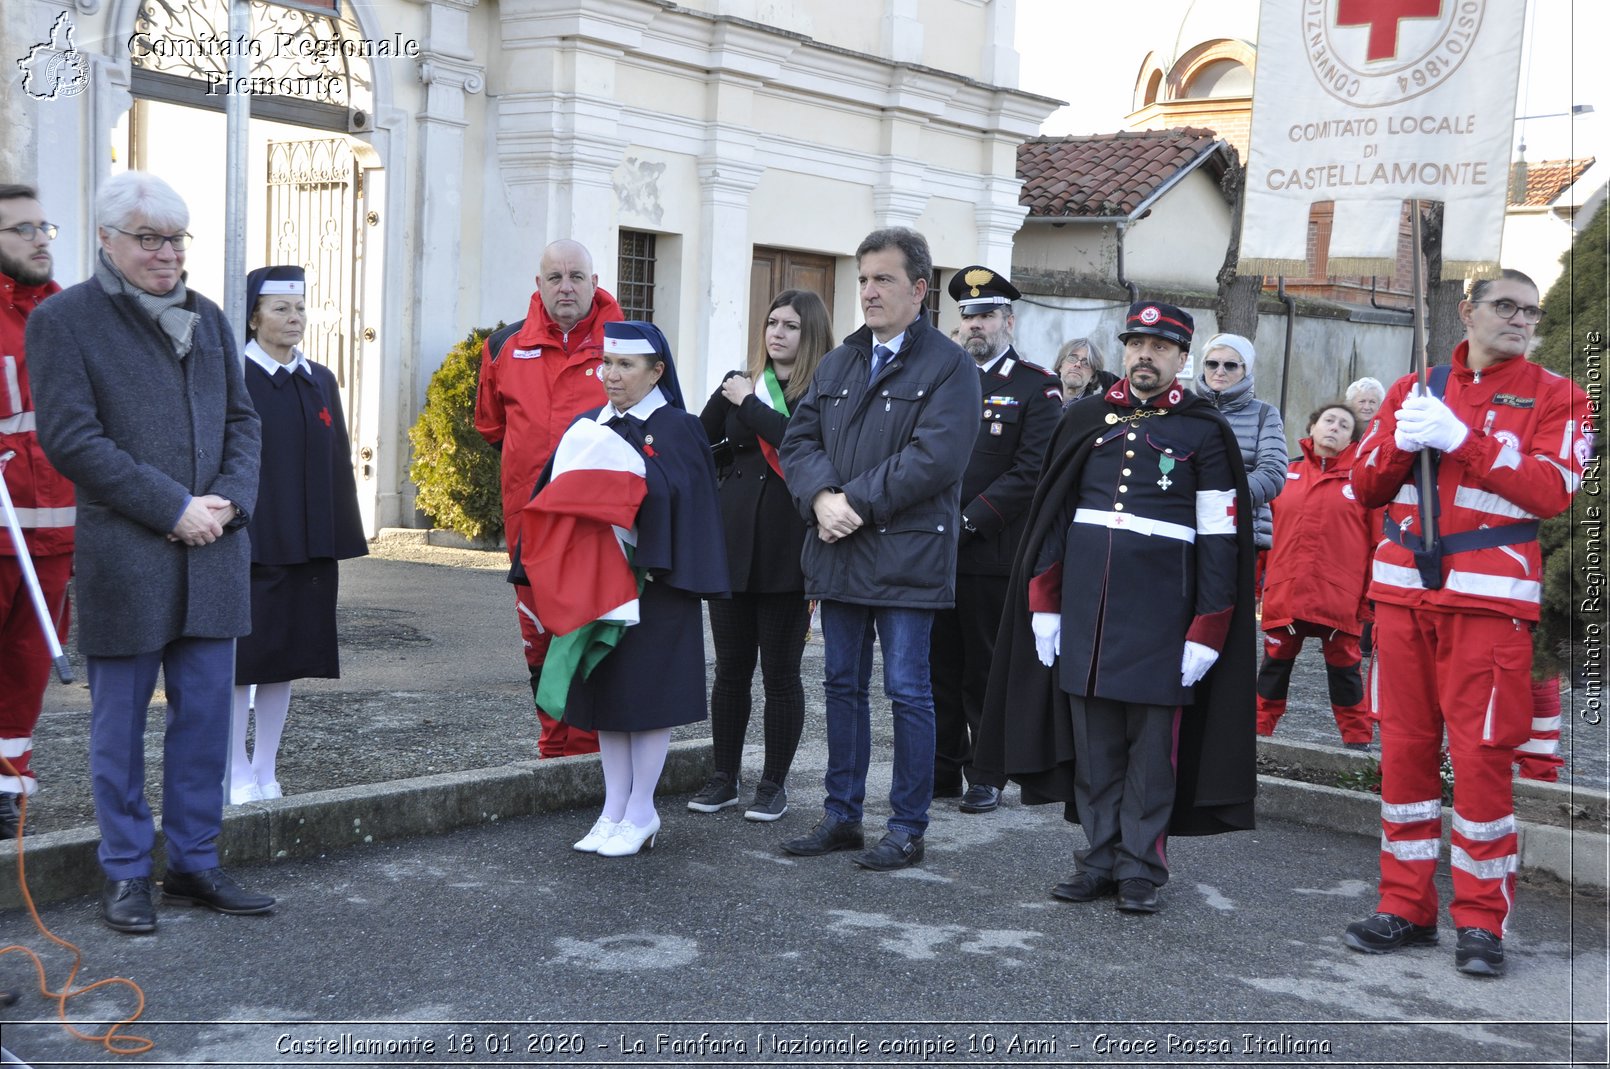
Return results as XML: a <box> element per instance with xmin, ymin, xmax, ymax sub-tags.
<box><xmin>779</xmin><ymin>227</ymin><xmax>978</xmax><ymax>870</ymax></box>
<box><xmin>931</xmin><ymin>266</ymin><xmax>1060</xmax><ymax>813</ymax></box>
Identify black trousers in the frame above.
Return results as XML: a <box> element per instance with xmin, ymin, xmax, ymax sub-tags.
<box><xmin>707</xmin><ymin>592</ymin><xmax>809</xmax><ymax>786</ymax></box>
<box><xmin>929</xmin><ymin>570</ymin><xmax>1007</xmax><ymax>790</ymax></box>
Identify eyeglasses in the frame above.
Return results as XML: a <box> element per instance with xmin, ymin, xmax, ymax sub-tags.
<box><xmin>1471</xmin><ymin>298</ymin><xmax>1543</xmax><ymax>323</ymax></box>
<box><xmin>1202</xmin><ymin>360</ymin><xmax>1243</xmax><ymax>372</ymax></box>
<box><xmin>0</xmin><ymin>223</ymin><xmax>57</xmax><ymax>241</ymax></box>
<box><xmin>111</xmin><ymin>227</ymin><xmax>192</xmax><ymax>251</ymax></box>
<box><xmin>1066</xmin><ymin>356</ymin><xmax>1092</xmax><ymax>369</ymax></box>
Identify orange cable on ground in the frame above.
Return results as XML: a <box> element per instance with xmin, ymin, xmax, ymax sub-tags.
<box><xmin>0</xmin><ymin>754</ymin><xmax>153</xmax><ymax>1055</ymax></box>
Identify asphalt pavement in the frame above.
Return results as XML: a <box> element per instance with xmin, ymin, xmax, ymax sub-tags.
<box><xmin>2</xmin><ymin>537</ymin><xmax>1606</xmax><ymax>1068</ymax></box>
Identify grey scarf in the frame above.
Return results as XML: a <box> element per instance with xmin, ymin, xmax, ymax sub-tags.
<box><xmin>94</xmin><ymin>248</ymin><xmax>198</xmax><ymax>358</ymax></box>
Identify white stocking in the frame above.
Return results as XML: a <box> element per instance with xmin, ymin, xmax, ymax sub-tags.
<box><xmin>625</xmin><ymin>728</ymin><xmax>671</xmax><ymax>827</ymax></box>
<box><xmin>248</xmin><ymin>681</ymin><xmax>293</xmax><ymax>787</ymax></box>
<box><xmin>228</xmin><ymin>686</ymin><xmax>256</xmax><ymax>794</ymax></box>
<box><xmin>597</xmin><ymin>730</ymin><xmax>632</xmax><ymax>823</ymax></box>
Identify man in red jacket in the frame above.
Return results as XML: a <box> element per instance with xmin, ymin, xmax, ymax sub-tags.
<box><xmin>475</xmin><ymin>239</ymin><xmax>622</xmax><ymax>757</ymax></box>
<box><xmin>0</xmin><ymin>184</ymin><xmax>72</xmax><ymax>836</ymax></box>
<box><xmin>1345</xmin><ymin>269</ymin><xmax>1591</xmax><ymax>978</ymax></box>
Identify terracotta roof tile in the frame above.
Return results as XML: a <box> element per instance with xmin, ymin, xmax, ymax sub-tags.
<box><xmin>1516</xmin><ymin>157</ymin><xmax>1595</xmax><ymax>206</ymax></box>
<box><xmin>1018</xmin><ymin>128</ymin><xmax>1226</xmax><ymax>218</ymax></box>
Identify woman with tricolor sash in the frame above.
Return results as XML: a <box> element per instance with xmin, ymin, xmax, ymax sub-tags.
<box><xmin>693</xmin><ymin>289</ymin><xmax>833</xmax><ymax>823</ymax></box>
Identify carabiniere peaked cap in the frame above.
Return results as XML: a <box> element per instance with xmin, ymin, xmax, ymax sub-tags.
<box><xmin>947</xmin><ymin>265</ymin><xmax>1020</xmax><ymax>312</ymax></box>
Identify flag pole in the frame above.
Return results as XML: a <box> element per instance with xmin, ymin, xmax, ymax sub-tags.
<box><xmin>1408</xmin><ymin>198</ymin><xmax>1437</xmax><ymax>554</ymax></box>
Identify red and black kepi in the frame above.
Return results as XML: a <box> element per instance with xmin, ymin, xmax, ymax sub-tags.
<box><xmin>1117</xmin><ymin>300</ymin><xmax>1194</xmax><ymax>351</ymax></box>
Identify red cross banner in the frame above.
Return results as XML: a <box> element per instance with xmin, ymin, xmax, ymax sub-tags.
<box><xmin>1239</xmin><ymin>0</ymin><xmax>1527</xmax><ymax>276</ymax></box>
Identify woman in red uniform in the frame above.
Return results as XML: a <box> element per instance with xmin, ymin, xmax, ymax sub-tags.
<box><xmin>1256</xmin><ymin>403</ymin><xmax>1376</xmax><ymax>748</ymax></box>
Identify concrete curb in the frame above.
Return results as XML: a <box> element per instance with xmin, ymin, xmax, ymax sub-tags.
<box><xmin>0</xmin><ymin>740</ymin><xmax>712</xmax><ymax>912</ymax></box>
<box><xmin>375</xmin><ymin>527</ymin><xmax>504</xmax><ymax>552</ymax></box>
<box><xmin>4</xmin><ymin>739</ymin><xmax>1603</xmax><ymax>913</ymax></box>
<box><xmin>1256</xmin><ymin>775</ymin><xmax>1609</xmax><ymax>895</ymax></box>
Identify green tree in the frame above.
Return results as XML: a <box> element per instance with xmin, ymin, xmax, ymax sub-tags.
<box><xmin>408</xmin><ymin>325</ymin><xmax>505</xmax><ymax>543</ymax></box>
<box><xmin>1531</xmin><ymin>200</ymin><xmax>1606</xmax><ymax>677</ymax></box>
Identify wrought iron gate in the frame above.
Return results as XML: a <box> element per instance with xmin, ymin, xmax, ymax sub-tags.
<box><xmin>265</xmin><ymin>137</ymin><xmax>362</xmax><ymax>451</ymax></box>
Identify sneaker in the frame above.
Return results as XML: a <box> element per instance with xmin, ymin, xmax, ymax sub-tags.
<box><xmin>1344</xmin><ymin>912</ymin><xmax>1439</xmax><ymax>954</ymax></box>
<box><xmin>744</xmin><ymin>781</ymin><xmax>788</xmax><ymax>822</ymax></box>
<box><xmin>1455</xmin><ymin>927</ymin><xmax>1505</xmax><ymax>977</ymax></box>
<box><xmin>687</xmin><ymin>772</ymin><xmax>741</xmax><ymax>813</ymax></box>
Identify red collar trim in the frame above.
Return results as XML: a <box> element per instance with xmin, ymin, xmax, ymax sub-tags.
<box><xmin>1105</xmin><ymin>378</ymin><xmax>1184</xmax><ymax>409</ymax></box>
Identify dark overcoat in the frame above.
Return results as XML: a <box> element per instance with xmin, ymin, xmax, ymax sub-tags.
<box><xmin>779</xmin><ymin>316</ymin><xmax>980</xmax><ymax>609</ymax></box>
<box><xmin>698</xmin><ymin>380</ymin><xmax>805</xmax><ymax>594</ymax></box>
<box><xmin>27</xmin><ymin>280</ymin><xmax>260</xmax><ymax>656</ymax></box>
<box><xmin>959</xmin><ymin>348</ymin><xmax>1061</xmax><ymax>576</ymax></box>
<box><xmin>974</xmin><ymin>386</ymin><xmax>1259</xmax><ymax>836</ymax></box>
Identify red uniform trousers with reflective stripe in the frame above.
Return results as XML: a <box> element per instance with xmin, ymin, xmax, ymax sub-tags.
<box><xmin>1374</xmin><ymin>603</ymin><xmax>1531</xmax><ymax>933</ymax></box>
<box><xmin>1515</xmin><ymin>675</ymin><xmax>1564</xmax><ymax>782</ymax></box>
<box><xmin>1255</xmin><ymin>621</ymin><xmax>1371</xmax><ymax>744</ymax></box>
<box><xmin>0</xmin><ymin>553</ymin><xmax>71</xmax><ymax>793</ymax></box>
<box><xmin>513</xmin><ymin>581</ymin><xmax>599</xmax><ymax>758</ymax></box>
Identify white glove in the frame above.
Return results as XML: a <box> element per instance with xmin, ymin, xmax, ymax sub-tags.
<box><xmin>1031</xmin><ymin>612</ymin><xmax>1061</xmax><ymax>668</ymax></box>
<box><xmin>1181</xmin><ymin>640</ymin><xmax>1218</xmax><ymax>687</ymax></box>
<box><xmin>1395</xmin><ymin>388</ymin><xmax>1469</xmax><ymax>453</ymax></box>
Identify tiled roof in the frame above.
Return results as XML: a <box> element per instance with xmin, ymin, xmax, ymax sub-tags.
<box><xmin>1018</xmin><ymin>128</ymin><xmax>1227</xmax><ymax>219</ymax></box>
<box><xmin>1515</xmin><ymin>157</ymin><xmax>1596</xmax><ymax>207</ymax></box>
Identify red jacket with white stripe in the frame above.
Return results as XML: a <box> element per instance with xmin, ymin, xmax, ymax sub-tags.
<box><xmin>474</xmin><ymin>288</ymin><xmax>621</xmax><ymax>537</ymax></box>
<box><xmin>1261</xmin><ymin>437</ymin><xmax>1378</xmax><ymax>635</ymax></box>
<box><xmin>1352</xmin><ymin>341</ymin><xmax>1590</xmax><ymax>621</ymax></box>
<box><xmin>0</xmin><ymin>271</ymin><xmax>73</xmax><ymax>558</ymax></box>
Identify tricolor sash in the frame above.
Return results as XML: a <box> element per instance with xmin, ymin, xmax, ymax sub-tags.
<box><xmin>754</xmin><ymin>364</ymin><xmax>790</xmax><ymax>479</ymax></box>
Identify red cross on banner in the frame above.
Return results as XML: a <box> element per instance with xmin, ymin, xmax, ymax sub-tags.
<box><xmin>1335</xmin><ymin>0</ymin><xmax>1444</xmax><ymax>63</ymax></box>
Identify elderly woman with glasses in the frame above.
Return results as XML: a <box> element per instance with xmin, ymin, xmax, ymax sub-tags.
<box><xmin>1191</xmin><ymin>334</ymin><xmax>1287</xmax><ymax>562</ymax></box>
<box><xmin>1052</xmin><ymin>337</ymin><xmax>1115</xmax><ymax>406</ymax></box>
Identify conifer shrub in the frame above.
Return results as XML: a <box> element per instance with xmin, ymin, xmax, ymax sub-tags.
<box><xmin>1531</xmin><ymin>202</ymin><xmax>1606</xmax><ymax>678</ymax></box>
<box><xmin>408</xmin><ymin>325</ymin><xmax>505</xmax><ymax>544</ymax></box>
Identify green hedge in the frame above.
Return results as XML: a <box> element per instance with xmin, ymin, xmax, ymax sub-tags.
<box><xmin>408</xmin><ymin>324</ymin><xmax>505</xmax><ymax>544</ymax></box>
<box><xmin>1532</xmin><ymin>201</ymin><xmax>1606</xmax><ymax>678</ymax></box>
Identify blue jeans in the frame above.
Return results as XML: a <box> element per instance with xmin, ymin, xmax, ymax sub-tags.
<box><xmin>817</xmin><ymin>600</ymin><xmax>935</xmax><ymax>837</ymax></box>
<box><xmin>87</xmin><ymin>638</ymin><xmax>234</xmax><ymax>879</ymax></box>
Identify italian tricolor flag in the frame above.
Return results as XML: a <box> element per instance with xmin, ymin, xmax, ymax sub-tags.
<box><xmin>519</xmin><ymin>418</ymin><xmax>648</xmax><ymax>718</ymax></box>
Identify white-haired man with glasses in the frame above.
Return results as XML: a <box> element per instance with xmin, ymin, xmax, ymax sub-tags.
<box><xmin>29</xmin><ymin>171</ymin><xmax>273</xmax><ymax>934</ymax></box>
<box><xmin>1345</xmin><ymin>268</ymin><xmax>1590</xmax><ymax>978</ymax></box>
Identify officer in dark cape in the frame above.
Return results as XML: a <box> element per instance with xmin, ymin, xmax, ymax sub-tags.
<box><xmin>975</xmin><ymin>300</ymin><xmax>1258</xmax><ymax>914</ymax></box>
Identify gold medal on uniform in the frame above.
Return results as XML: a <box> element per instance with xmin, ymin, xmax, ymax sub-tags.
<box><xmin>1105</xmin><ymin>413</ymin><xmax>1119</xmax><ymax>425</ymax></box>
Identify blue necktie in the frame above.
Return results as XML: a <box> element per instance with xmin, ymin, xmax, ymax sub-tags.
<box><xmin>870</xmin><ymin>344</ymin><xmax>893</xmax><ymax>383</ymax></box>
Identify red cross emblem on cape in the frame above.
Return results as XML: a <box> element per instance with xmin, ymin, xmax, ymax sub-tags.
<box><xmin>318</xmin><ymin>407</ymin><xmax>332</xmax><ymax>428</ymax></box>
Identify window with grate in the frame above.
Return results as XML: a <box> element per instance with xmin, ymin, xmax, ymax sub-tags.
<box><xmin>925</xmin><ymin>269</ymin><xmax>942</xmax><ymax>327</ymax></box>
<box><xmin>617</xmin><ymin>230</ymin><xmax>657</xmax><ymax>321</ymax></box>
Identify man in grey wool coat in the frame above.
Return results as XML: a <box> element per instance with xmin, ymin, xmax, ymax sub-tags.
<box><xmin>28</xmin><ymin>171</ymin><xmax>274</xmax><ymax>934</ymax></box>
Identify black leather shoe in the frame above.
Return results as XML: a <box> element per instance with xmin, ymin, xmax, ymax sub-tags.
<box><xmin>1051</xmin><ymin>872</ymin><xmax>1117</xmax><ymax>902</ymax></box>
<box><xmin>0</xmin><ymin>792</ymin><xmax>24</xmax><ymax>838</ymax></box>
<box><xmin>958</xmin><ymin>784</ymin><xmax>1001</xmax><ymax>813</ymax></box>
<box><xmin>854</xmin><ymin>830</ymin><xmax>925</xmax><ymax>871</ymax></box>
<box><xmin>1455</xmin><ymin>927</ymin><xmax>1505</xmax><ymax>977</ymax></box>
<box><xmin>101</xmin><ymin>877</ymin><xmax>156</xmax><ymax>934</ymax></box>
<box><xmin>1116</xmin><ymin>878</ymin><xmax>1161</xmax><ymax>913</ymax></box>
<box><xmin>781</xmin><ymin>815</ymin><xmax>864</xmax><ymax>857</ymax></box>
<box><xmin>162</xmin><ymin>867</ymin><xmax>275</xmax><ymax>915</ymax></box>
<box><xmin>1344</xmin><ymin>912</ymin><xmax>1439</xmax><ymax>954</ymax></box>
